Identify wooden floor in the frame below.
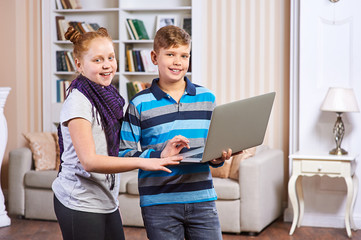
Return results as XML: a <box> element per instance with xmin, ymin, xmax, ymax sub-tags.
<box><xmin>0</xmin><ymin>215</ymin><xmax>359</xmax><ymax>240</ymax></box>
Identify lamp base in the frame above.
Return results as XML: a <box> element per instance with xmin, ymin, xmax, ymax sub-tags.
<box><xmin>329</xmin><ymin>147</ymin><xmax>348</xmax><ymax>155</ymax></box>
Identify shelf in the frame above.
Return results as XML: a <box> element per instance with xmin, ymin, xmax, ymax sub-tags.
<box><xmin>122</xmin><ymin>40</ymin><xmax>153</xmax><ymax>44</ymax></box>
<box><xmin>121</xmin><ymin>7</ymin><xmax>191</xmax><ymax>12</ymax></box>
<box><xmin>54</xmin><ymin>8</ymin><xmax>119</xmax><ymax>13</ymax></box>
<box><xmin>54</xmin><ymin>40</ymin><xmax>120</xmax><ymax>44</ymax></box>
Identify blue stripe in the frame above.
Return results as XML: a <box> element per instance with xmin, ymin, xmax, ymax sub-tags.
<box><xmin>121</xmin><ymin>129</ymin><xmax>140</xmax><ymax>142</ymax></box>
<box><xmin>140</xmin><ymin>189</ymin><xmax>217</xmax><ymax>207</ymax></box>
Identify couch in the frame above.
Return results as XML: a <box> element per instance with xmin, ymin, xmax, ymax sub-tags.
<box><xmin>8</xmin><ymin>145</ymin><xmax>284</xmax><ymax>234</ymax></box>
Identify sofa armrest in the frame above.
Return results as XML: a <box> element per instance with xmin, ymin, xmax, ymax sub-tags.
<box><xmin>238</xmin><ymin>147</ymin><xmax>284</xmax><ymax>232</ymax></box>
<box><xmin>8</xmin><ymin>147</ymin><xmax>33</xmax><ymax>216</ymax></box>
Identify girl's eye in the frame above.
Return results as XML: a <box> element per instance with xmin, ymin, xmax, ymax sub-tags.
<box><xmin>182</xmin><ymin>55</ymin><xmax>189</xmax><ymax>59</ymax></box>
<box><xmin>167</xmin><ymin>53</ymin><xmax>174</xmax><ymax>56</ymax></box>
<box><xmin>109</xmin><ymin>56</ymin><xmax>114</xmax><ymax>60</ymax></box>
<box><xmin>94</xmin><ymin>59</ymin><xmax>101</xmax><ymax>62</ymax></box>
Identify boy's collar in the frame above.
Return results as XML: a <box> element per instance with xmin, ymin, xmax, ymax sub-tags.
<box><xmin>150</xmin><ymin>77</ymin><xmax>196</xmax><ymax>100</ymax></box>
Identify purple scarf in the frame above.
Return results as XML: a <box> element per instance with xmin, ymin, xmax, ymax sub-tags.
<box><xmin>58</xmin><ymin>74</ymin><xmax>125</xmax><ymax>190</ymax></box>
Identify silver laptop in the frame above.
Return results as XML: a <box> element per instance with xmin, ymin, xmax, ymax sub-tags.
<box><xmin>180</xmin><ymin>92</ymin><xmax>276</xmax><ymax>163</ymax></box>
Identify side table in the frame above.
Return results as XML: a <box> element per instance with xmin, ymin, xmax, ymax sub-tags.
<box><xmin>288</xmin><ymin>152</ymin><xmax>358</xmax><ymax>238</ymax></box>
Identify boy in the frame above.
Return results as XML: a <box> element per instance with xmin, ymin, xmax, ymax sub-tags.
<box><xmin>119</xmin><ymin>25</ymin><xmax>231</xmax><ymax>240</ymax></box>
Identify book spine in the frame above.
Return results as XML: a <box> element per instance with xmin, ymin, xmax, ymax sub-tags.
<box><xmin>126</xmin><ymin>49</ymin><xmax>135</xmax><ymax>72</ymax></box>
<box><xmin>125</xmin><ymin>19</ymin><xmax>135</xmax><ymax>40</ymax></box>
<box><xmin>132</xmin><ymin>19</ymin><xmax>149</xmax><ymax>40</ymax></box>
<box><xmin>127</xmin><ymin>19</ymin><xmax>139</xmax><ymax>40</ymax></box>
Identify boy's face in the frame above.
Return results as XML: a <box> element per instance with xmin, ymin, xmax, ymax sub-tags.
<box><xmin>151</xmin><ymin>44</ymin><xmax>191</xmax><ymax>84</ymax></box>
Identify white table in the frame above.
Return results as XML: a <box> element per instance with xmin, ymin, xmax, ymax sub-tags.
<box><xmin>288</xmin><ymin>152</ymin><xmax>358</xmax><ymax>238</ymax></box>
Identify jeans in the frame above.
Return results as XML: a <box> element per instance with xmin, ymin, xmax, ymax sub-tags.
<box><xmin>141</xmin><ymin>201</ymin><xmax>222</xmax><ymax>240</ymax></box>
<box><xmin>54</xmin><ymin>195</ymin><xmax>125</xmax><ymax>240</ymax></box>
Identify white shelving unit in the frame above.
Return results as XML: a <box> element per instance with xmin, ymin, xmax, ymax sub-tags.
<box><xmin>42</xmin><ymin>0</ymin><xmax>200</xmax><ymax>132</ymax></box>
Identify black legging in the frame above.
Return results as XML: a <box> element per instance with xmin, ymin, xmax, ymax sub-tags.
<box><xmin>54</xmin><ymin>195</ymin><xmax>125</xmax><ymax>240</ymax></box>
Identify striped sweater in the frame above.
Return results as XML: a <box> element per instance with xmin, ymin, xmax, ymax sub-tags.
<box><xmin>119</xmin><ymin>77</ymin><xmax>219</xmax><ymax>207</ymax></box>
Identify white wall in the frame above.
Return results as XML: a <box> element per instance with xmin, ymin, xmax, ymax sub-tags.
<box><xmin>286</xmin><ymin>0</ymin><xmax>361</xmax><ymax>228</ymax></box>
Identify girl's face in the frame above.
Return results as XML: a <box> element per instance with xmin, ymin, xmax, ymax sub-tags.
<box><xmin>76</xmin><ymin>37</ymin><xmax>117</xmax><ymax>87</ymax></box>
<box><xmin>151</xmin><ymin>44</ymin><xmax>190</xmax><ymax>84</ymax></box>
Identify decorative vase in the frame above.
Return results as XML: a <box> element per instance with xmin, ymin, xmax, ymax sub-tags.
<box><xmin>0</xmin><ymin>87</ymin><xmax>11</xmax><ymax>227</ymax></box>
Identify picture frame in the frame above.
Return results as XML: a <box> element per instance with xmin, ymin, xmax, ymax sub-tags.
<box><xmin>156</xmin><ymin>15</ymin><xmax>177</xmax><ymax>31</ymax></box>
<box><xmin>181</xmin><ymin>15</ymin><xmax>192</xmax><ymax>37</ymax></box>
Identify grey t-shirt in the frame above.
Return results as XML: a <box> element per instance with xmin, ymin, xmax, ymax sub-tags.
<box><xmin>52</xmin><ymin>89</ymin><xmax>120</xmax><ymax>213</ymax></box>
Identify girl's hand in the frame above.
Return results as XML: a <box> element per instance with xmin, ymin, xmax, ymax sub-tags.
<box><xmin>141</xmin><ymin>155</ymin><xmax>183</xmax><ymax>173</ymax></box>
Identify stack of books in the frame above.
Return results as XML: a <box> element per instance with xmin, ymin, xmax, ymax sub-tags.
<box><xmin>126</xmin><ymin>19</ymin><xmax>150</xmax><ymax>40</ymax></box>
<box><xmin>56</xmin><ymin>16</ymin><xmax>100</xmax><ymax>41</ymax></box>
<box><xmin>126</xmin><ymin>81</ymin><xmax>151</xmax><ymax>100</ymax></box>
<box><xmin>56</xmin><ymin>50</ymin><xmax>76</xmax><ymax>72</ymax></box>
<box><xmin>125</xmin><ymin>48</ymin><xmax>157</xmax><ymax>73</ymax></box>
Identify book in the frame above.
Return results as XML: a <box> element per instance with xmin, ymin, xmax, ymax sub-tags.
<box><xmin>140</xmin><ymin>49</ymin><xmax>157</xmax><ymax>73</ymax></box>
<box><xmin>89</xmin><ymin>23</ymin><xmax>100</xmax><ymax>31</ymax></box>
<box><xmin>126</xmin><ymin>49</ymin><xmax>135</xmax><ymax>72</ymax></box>
<box><xmin>131</xmin><ymin>19</ymin><xmax>149</xmax><ymax>40</ymax></box>
<box><xmin>125</xmin><ymin>20</ymin><xmax>135</xmax><ymax>40</ymax></box>
<box><xmin>134</xmin><ymin>50</ymin><xmax>144</xmax><ymax>72</ymax></box>
<box><xmin>126</xmin><ymin>82</ymin><xmax>137</xmax><ymax>100</ymax></box>
<box><xmin>55</xmin><ymin>16</ymin><xmax>65</xmax><ymax>40</ymax></box>
<box><xmin>56</xmin><ymin>51</ymin><xmax>64</xmax><ymax>71</ymax></box>
<box><xmin>59</xmin><ymin>19</ymin><xmax>70</xmax><ymax>40</ymax></box>
<box><xmin>66</xmin><ymin>51</ymin><xmax>76</xmax><ymax>71</ymax></box>
<box><xmin>55</xmin><ymin>0</ymin><xmax>63</xmax><ymax>10</ymax></box>
<box><xmin>127</xmin><ymin>19</ymin><xmax>139</xmax><ymax>40</ymax></box>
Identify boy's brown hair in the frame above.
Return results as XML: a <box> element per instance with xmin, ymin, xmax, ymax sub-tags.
<box><xmin>153</xmin><ymin>25</ymin><xmax>191</xmax><ymax>53</ymax></box>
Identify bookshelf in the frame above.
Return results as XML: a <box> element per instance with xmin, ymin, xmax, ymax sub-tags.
<box><xmin>42</xmin><ymin>0</ymin><xmax>201</xmax><ymax>132</ymax></box>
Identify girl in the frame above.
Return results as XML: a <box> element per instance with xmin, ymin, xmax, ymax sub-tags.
<box><xmin>52</xmin><ymin>26</ymin><xmax>189</xmax><ymax>240</ymax></box>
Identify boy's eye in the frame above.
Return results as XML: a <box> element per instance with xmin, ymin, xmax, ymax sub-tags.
<box><xmin>167</xmin><ymin>53</ymin><xmax>174</xmax><ymax>56</ymax></box>
<box><xmin>182</xmin><ymin>55</ymin><xmax>189</xmax><ymax>59</ymax></box>
<box><xmin>109</xmin><ymin>56</ymin><xmax>114</xmax><ymax>60</ymax></box>
<box><xmin>94</xmin><ymin>59</ymin><xmax>101</xmax><ymax>62</ymax></box>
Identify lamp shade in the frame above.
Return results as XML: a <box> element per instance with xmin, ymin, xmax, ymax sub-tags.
<box><xmin>321</xmin><ymin>87</ymin><xmax>360</xmax><ymax>112</ymax></box>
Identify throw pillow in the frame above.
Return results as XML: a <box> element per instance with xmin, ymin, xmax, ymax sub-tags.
<box><xmin>229</xmin><ymin>147</ymin><xmax>257</xmax><ymax>180</ymax></box>
<box><xmin>23</xmin><ymin>132</ymin><xmax>57</xmax><ymax>171</ymax></box>
<box><xmin>210</xmin><ymin>158</ymin><xmax>232</xmax><ymax>178</ymax></box>
<box><xmin>51</xmin><ymin>132</ymin><xmax>61</xmax><ymax>171</ymax></box>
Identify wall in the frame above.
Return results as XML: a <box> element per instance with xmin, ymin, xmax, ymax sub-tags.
<box><xmin>0</xmin><ymin>0</ymin><xmax>42</xmax><ymax>190</ymax></box>
<box><xmin>199</xmin><ymin>0</ymin><xmax>290</xmax><ymax>199</ymax></box>
<box><xmin>286</xmin><ymin>0</ymin><xmax>361</xmax><ymax>228</ymax></box>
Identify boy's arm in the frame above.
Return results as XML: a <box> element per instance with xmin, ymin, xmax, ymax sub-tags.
<box><xmin>119</xmin><ymin>102</ymin><xmax>154</xmax><ymax>158</ymax></box>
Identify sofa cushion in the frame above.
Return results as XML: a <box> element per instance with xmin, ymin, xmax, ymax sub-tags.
<box><xmin>210</xmin><ymin>158</ymin><xmax>232</xmax><ymax>178</ymax></box>
<box><xmin>24</xmin><ymin>170</ymin><xmax>58</xmax><ymax>189</ymax></box>
<box><xmin>213</xmin><ymin>177</ymin><xmax>239</xmax><ymax>200</ymax></box>
<box><xmin>229</xmin><ymin>147</ymin><xmax>257</xmax><ymax>180</ymax></box>
<box><xmin>127</xmin><ymin>177</ymin><xmax>139</xmax><ymax>195</ymax></box>
<box><xmin>119</xmin><ymin>170</ymin><xmax>138</xmax><ymax>193</ymax></box>
<box><xmin>23</xmin><ymin>132</ymin><xmax>57</xmax><ymax>171</ymax></box>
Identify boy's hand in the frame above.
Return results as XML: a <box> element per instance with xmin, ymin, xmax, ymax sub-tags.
<box><xmin>210</xmin><ymin>148</ymin><xmax>232</xmax><ymax>165</ymax></box>
<box><xmin>161</xmin><ymin>135</ymin><xmax>190</xmax><ymax>158</ymax></box>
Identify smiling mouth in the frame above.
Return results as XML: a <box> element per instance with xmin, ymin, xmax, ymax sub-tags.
<box><xmin>170</xmin><ymin>68</ymin><xmax>181</xmax><ymax>73</ymax></box>
<box><xmin>100</xmin><ymin>72</ymin><xmax>112</xmax><ymax>76</ymax></box>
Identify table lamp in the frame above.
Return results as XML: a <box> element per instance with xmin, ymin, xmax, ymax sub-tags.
<box><xmin>320</xmin><ymin>87</ymin><xmax>359</xmax><ymax>155</ymax></box>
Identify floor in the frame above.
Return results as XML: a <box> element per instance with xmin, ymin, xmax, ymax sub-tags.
<box><xmin>0</xmin><ymin>215</ymin><xmax>359</xmax><ymax>240</ymax></box>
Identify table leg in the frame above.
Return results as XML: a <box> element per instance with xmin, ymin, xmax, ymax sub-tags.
<box><xmin>351</xmin><ymin>175</ymin><xmax>358</xmax><ymax>231</ymax></box>
<box><xmin>345</xmin><ymin>176</ymin><xmax>353</xmax><ymax>238</ymax></box>
<box><xmin>296</xmin><ymin>176</ymin><xmax>304</xmax><ymax>227</ymax></box>
<box><xmin>288</xmin><ymin>174</ymin><xmax>300</xmax><ymax>235</ymax></box>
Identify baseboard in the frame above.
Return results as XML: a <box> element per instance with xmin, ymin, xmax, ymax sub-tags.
<box><xmin>283</xmin><ymin>207</ymin><xmax>361</xmax><ymax>229</ymax></box>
